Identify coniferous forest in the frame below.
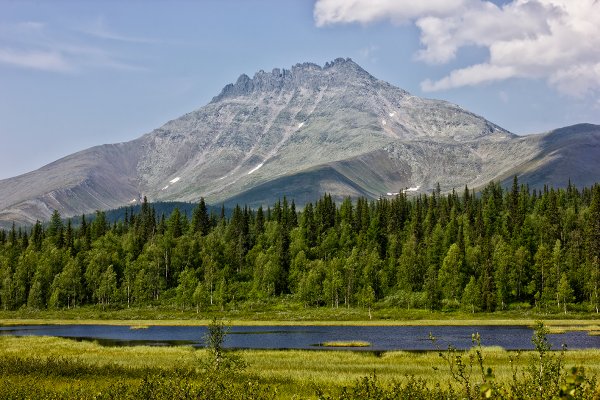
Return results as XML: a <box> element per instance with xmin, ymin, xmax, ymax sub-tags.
<box><xmin>1</xmin><ymin>178</ymin><xmax>600</xmax><ymax>315</ymax></box>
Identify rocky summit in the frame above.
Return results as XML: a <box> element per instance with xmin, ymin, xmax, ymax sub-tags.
<box><xmin>1</xmin><ymin>58</ymin><xmax>599</xmax><ymax>227</ymax></box>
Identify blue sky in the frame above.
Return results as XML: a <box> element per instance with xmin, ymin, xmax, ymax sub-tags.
<box><xmin>1</xmin><ymin>0</ymin><xmax>598</xmax><ymax>179</ymax></box>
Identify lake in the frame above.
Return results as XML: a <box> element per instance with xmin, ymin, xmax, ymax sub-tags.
<box><xmin>1</xmin><ymin>324</ymin><xmax>598</xmax><ymax>351</ymax></box>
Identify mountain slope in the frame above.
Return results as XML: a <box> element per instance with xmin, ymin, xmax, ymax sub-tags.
<box><xmin>0</xmin><ymin>58</ymin><xmax>598</xmax><ymax>228</ymax></box>
<box><xmin>0</xmin><ymin>142</ymin><xmax>142</xmax><ymax>227</ymax></box>
<box><xmin>498</xmin><ymin>123</ymin><xmax>600</xmax><ymax>189</ymax></box>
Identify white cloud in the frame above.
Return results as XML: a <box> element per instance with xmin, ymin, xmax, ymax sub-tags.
<box><xmin>421</xmin><ymin>63</ymin><xmax>516</xmax><ymax>91</ymax></box>
<box><xmin>314</xmin><ymin>0</ymin><xmax>467</xmax><ymax>27</ymax></box>
<box><xmin>0</xmin><ymin>21</ymin><xmax>145</xmax><ymax>73</ymax></box>
<box><xmin>0</xmin><ymin>48</ymin><xmax>72</xmax><ymax>72</ymax></box>
<box><xmin>359</xmin><ymin>44</ymin><xmax>376</xmax><ymax>58</ymax></box>
<box><xmin>314</xmin><ymin>0</ymin><xmax>600</xmax><ymax>98</ymax></box>
<box><xmin>548</xmin><ymin>63</ymin><xmax>600</xmax><ymax>98</ymax></box>
<box><xmin>81</xmin><ymin>16</ymin><xmax>160</xmax><ymax>44</ymax></box>
<box><xmin>359</xmin><ymin>44</ymin><xmax>379</xmax><ymax>63</ymax></box>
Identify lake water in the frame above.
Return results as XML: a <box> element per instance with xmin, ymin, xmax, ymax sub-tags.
<box><xmin>1</xmin><ymin>324</ymin><xmax>599</xmax><ymax>351</ymax></box>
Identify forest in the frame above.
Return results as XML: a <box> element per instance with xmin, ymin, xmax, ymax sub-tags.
<box><xmin>1</xmin><ymin>177</ymin><xmax>599</xmax><ymax>315</ymax></box>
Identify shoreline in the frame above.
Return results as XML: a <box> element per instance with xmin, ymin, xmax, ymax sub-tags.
<box><xmin>2</xmin><ymin>317</ymin><xmax>600</xmax><ymax>328</ymax></box>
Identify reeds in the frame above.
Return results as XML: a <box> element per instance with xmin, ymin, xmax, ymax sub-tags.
<box><xmin>2</xmin><ymin>336</ymin><xmax>600</xmax><ymax>399</ymax></box>
<box><xmin>319</xmin><ymin>341</ymin><xmax>371</xmax><ymax>347</ymax></box>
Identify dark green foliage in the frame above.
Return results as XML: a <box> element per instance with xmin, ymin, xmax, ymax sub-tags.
<box><xmin>588</xmin><ymin>185</ymin><xmax>600</xmax><ymax>265</ymax></box>
<box><xmin>191</xmin><ymin>198</ymin><xmax>211</xmax><ymax>236</ymax></box>
<box><xmin>0</xmin><ymin>354</ymin><xmax>274</xmax><ymax>400</ymax></box>
<box><xmin>317</xmin><ymin>374</ymin><xmax>450</xmax><ymax>400</ymax></box>
<box><xmin>2</xmin><ymin>182</ymin><xmax>600</xmax><ymax>313</ymax></box>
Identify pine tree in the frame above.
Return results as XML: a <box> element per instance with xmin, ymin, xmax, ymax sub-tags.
<box><xmin>191</xmin><ymin>198</ymin><xmax>211</xmax><ymax>236</ymax></box>
<box><xmin>507</xmin><ymin>175</ymin><xmax>521</xmax><ymax>236</ymax></box>
<box><xmin>168</xmin><ymin>207</ymin><xmax>183</xmax><ymax>238</ymax></box>
<box><xmin>48</xmin><ymin>210</ymin><xmax>64</xmax><ymax>247</ymax></box>
<box><xmin>64</xmin><ymin>219</ymin><xmax>74</xmax><ymax>255</ymax></box>
<box><xmin>92</xmin><ymin>211</ymin><xmax>108</xmax><ymax>240</ymax></box>
<box><xmin>588</xmin><ymin>185</ymin><xmax>600</xmax><ymax>262</ymax></box>
<box><xmin>31</xmin><ymin>220</ymin><xmax>43</xmax><ymax>251</ymax></box>
<box><xmin>79</xmin><ymin>214</ymin><xmax>91</xmax><ymax>249</ymax></box>
<box><xmin>301</xmin><ymin>202</ymin><xmax>316</xmax><ymax>247</ymax></box>
<box><xmin>47</xmin><ymin>210</ymin><xmax>63</xmax><ymax>238</ymax></box>
<box><xmin>255</xmin><ymin>206</ymin><xmax>265</xmax><ymax>236</ymax></box>
<box><xmin>424</xmin><ymin>264</ymin><xmax>441</xmax><ymax>311</ymax></box>
<box><xmin>289</xmin><ymin>200</ymin><xmax>298</xmax><ymax>229</ymax></box>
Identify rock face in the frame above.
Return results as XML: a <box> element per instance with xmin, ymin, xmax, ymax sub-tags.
<box><xmin>1</xmin><ymin>58</ymin><xmax>599</xmax><ymax>228</ymax></box>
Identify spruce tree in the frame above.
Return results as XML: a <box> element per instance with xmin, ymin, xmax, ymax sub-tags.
<box><xmin>191</xmin><ymin>197</ymin><xmax>210</xmax><ymax>236</ymax></box>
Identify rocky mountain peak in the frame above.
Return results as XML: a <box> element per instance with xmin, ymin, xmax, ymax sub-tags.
<box><xmin>211</xmin><ymin>57</ymin><xmax>374</xmax><ymax>102</ymax></box>
<box><xmin>323</xmin><ymin>57</ymin><xmax>366</xmax><ymax>73</ymax></box>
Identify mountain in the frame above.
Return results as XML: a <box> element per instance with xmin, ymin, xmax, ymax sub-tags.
<box><xmin>1</xmin><ymin>58</ymin><xmax>599</xmax><ymax>228</ymax></box>
<box><xmin>496</xmin><ymin>123</ymin><xmax>600</xmax><ymax>189</ymax></box>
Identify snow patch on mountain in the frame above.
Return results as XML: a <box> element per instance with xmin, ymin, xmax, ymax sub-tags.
<box><xmin>248</xmin><ymin>162</ymin><xmax>264</xmax><ymax>175</ymax></box>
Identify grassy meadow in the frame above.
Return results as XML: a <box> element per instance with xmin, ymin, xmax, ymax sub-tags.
<box><xmin>1</xmin><ymin>333</ymin><xmax>600</xmax><ymax>399</ymax></box>
<box><xmin>2</xmin><ymin>302</ymin><xmax>600</xmax><ymax>327</ymax></box>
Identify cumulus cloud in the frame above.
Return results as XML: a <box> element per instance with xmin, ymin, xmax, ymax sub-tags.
<box><xmin>421</xmin><ymin>63</ymin><xmax>516</xmax><ymax>91</ymax></box>
<box><xmin>314</xmin><ymin>0</ymin><xmax>600</xmax><ymax>98</ymax></box>
<box><xmin>314</xmin><ymin>0</ymin><xmax>467</xmax><ymax>26</ymax></box>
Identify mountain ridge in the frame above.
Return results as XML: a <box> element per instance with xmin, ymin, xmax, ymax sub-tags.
<box><xmin>1</xmin><ymin>58</ymin><xmax>599</xmax><ymax>228</ymax></box>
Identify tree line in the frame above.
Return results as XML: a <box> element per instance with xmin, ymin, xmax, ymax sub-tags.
<box><xmin>1</xmin><ymin>178</ymin><xmax>599</xmax><ymax>314</ymax></box>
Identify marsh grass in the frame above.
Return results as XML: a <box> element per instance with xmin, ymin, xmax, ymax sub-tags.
<box><xmin>5</xmin><ymin>316</ymin><xmax>600</xmax><ymax>329</ymax></box>
<box><xmin>319</xmin><ymin>341</ymin><xmax>371</xmax><ymax>347</ymax></box>
<box><xmin>3</xmin><ymin>304</ymin><xmax>600</xmax><ymax>326</ymax></box>
<box><xmin>546</xmin><ymin>324</ymin><xmax>600</xmax><ymax>333</ymax></box>
<box><xmin>3</xmin><ymin>336</ymin><xmax>600</xmax><ymax>399</ymax></box>
<box><xmin>130</xmin><ymin>324</ymin><xmax>150</xmax><ymax>330</ymax></box>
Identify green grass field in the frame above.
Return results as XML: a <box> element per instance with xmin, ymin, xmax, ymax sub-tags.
<box><xmin>1</xmin><ymin>335</ymin><xmax>600</xmax><ymax>399</ymax></box>
<box><xmin>2</xmin><ymin>303</ymin><xmax>600</xmax><ymax>328</ymax></box>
